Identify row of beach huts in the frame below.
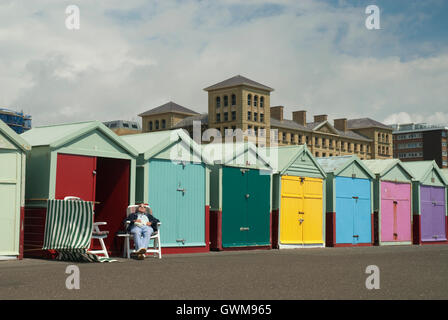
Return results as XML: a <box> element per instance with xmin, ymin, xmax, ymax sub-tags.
<box><xmin>1</xmin><ymin>119</ymin><xmax>447</xmax><ymax>260</ymax></box>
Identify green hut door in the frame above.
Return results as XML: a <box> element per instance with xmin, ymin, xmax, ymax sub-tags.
<box><xmin>0</xmin><ymin>150</ymin><xmax>21</xmax><ymax>255</ymax></box>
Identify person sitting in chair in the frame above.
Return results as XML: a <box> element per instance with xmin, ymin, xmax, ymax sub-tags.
<box><xmin>124</xmin><ymin>203</ymin><xmax>160</xmax><ymax>260</ymax></box>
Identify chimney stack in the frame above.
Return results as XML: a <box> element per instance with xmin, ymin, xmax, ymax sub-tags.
<box><xmin>270</xmin><ymin>106</ymin><xmax>284</xmax><ymax>121</ymax></box>
<box><xmin>314</xmin><ymin>114</ymin><xmax>328</xmax><ymax>123</ymax></box>
<box><xmin>334</xmin><ymin>118</ymin><xmax>347</xmax><ymax>132</ymax></box>
<box><xmin>292</xmin><ymin>110</ymin><xmax>307</xmax><ymax>126</ymax></box>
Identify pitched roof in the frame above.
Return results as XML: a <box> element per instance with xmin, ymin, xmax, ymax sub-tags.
<box><xmin>403</xmin><ymin>160</ymin><xmax>448</xmax><ymax>185</ymax></box>
<box><xmin>138</xmin><ymin>101</ymin><xmax>199</xmax><ymax>117</ymax></box>
<box><xmin>264</xmin><ymin>145</ymin><xmax>326</xmax><ymax>177</ymax></box>
<box><xmin>121</xmin><ymin>129</ymin><xmax>212</xmax><ymax>164</ymax></box>
<box><xmin>347</xmin><ymin>118</ymin><xmax>392</xmax><ymax>130</ymax></box>
<box><xmin>203</xmin><ymin>75</ymin><xmax>274</xmax><ymax>92</ymax></box>
<box><xmin>21</xmin><ymin>121</ymin><xmax>139</xmax><ymax>156</ymax></box>
<box><xmin>0</xmin><ymin>118</ymin><xmax>31</xmax><ymax>152</ymax></box>
<box><xmin>172</xmin><ymin>114</ymin><xmax>208</xmax><ymax>128</ymax></box>
<box><xmin>316</xmin><ymin>155</ymin><xmax>375</xmax><ymax>179</ymax></box>
<box><xmin>362</xmin><ymin>159</ymin><xmax>415</xmax><ymax>179</ymax></box>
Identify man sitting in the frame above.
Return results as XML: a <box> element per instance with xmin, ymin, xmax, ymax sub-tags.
<box><xmin>124</xmin><ymin>203</ymin><xmax>160</xmax><ymax>260</ymax></box>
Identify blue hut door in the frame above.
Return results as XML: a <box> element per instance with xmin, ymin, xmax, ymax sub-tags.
<box><xmin>148</xmin><ymin>160</ymin><xmax>206</xmax><ymax>248</ymax></box>
<box><xmin>174</xmin><ymin>161</ymin><xmax>206</xmax><ymax>247</ymax></box>
<box><xmin>335</xmin><ymin>177</ymin><xmax>371</xmax><ymax>245</ymax></box>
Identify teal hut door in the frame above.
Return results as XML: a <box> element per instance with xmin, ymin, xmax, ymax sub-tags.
<box><xmin>222</xmin><ymin>167</ymin><xmax>270</xmax><ymax>248</ymax></box>
<box><xmin>148</xmin><ymin>159</ymin><xmax>205</xmax><ymax>247</ymax></box>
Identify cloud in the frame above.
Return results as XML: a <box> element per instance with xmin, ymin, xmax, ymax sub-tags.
<box><xmin>0</xmin><ymin>0</ymin><xmax>446</xmax><ymax>127</ymax></box>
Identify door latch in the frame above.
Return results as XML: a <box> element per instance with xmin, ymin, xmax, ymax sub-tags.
<box><xmin>353</xmin><ymin>235</ymin><xmax>359</xmax><ymax>238</ymax></box>
<box><xmin>92</xmin><ymin>170</ymin><xmax>97</xmax><ymax>175</ymax></box>
<box><xmin>245</xmin><ymin>194</ymin><xmax>250</xmax><ymax>199</ymax></box>
<box><xmin>176</xmin><ymin>239</ymin><xmax>186</xmax><ymax>244</ymax></box>
<box><xmin>177</xmin><ymin>188</ymin><xmax>186</xmax><ymax>195</ymax></box>
<box><xmin>240</xmin><ymin>227</ymin><xmax>250</xmax><ymax>231</ymax></box>
<box><xmin>298</xmin><ymin>219</ymin><xmax>304</xmax><ymax>224</ymax></box>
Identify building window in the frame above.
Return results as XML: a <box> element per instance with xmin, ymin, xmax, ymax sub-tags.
<box><xmin>248</xmin><ymin>125</ymin><xmax>252</xmax><ymax>135</ymax></box>
<box><xmin>216</xmin><ymin>97</ymin><xmax>221</xmax><ymax>108</ymax></box>
<box><xmin>254</xmin><ymin>112</ymin><xmax>258</xmax><ymax>122</ymax></box>
<box><xmin>224</xmin><ymin>112</ymin><xmax>228</xmax><ymax>121</ymax></box>
<box><xmin>155</xmin><ymin>120</ymin><xmax>159</xmax><ymax>130</ymax></box>
<box><xmin>224</xmin><ymin>95</ymin><xmax>228</xmax><ymax>107</ymax></box>
<box><xmin>322</xmin><ymin>138</ymin><xmax>326</xmax><ymax>147</ymax></box>
<box><xmin>248</xmin><ymin>111</ymin><xmax>251</xmax><ymax>121</ymax></box>
<box><xmin>149</xmin><ymin>121</ymin><xmax>153</xmax><ymax>131</ymax></box>
<box><xmin>323</xmin><ymin>153</ymin><xmax>327</xmax><ymax>157</ymax></box>
<box><xmin>315</xmin><ymin>152</ymin><xmax>320</xmax><ymax>157</ymax></box>
<box><xmin>231</xmin><ymin>94</ymin><xmax>236</xmax><ymax>106</ymax></box>
<box><xmin>247</xmin><ymin>94</ymin><xmax>252</xmax><ymax>106</ymax></box>
<box><xmin>231</xmin><ymin>111</ymin><xmax>236</xmax><ymax>121</ymax></box>
<box><xmin>216</xmin><ymin>113</ymin><xmax>221</xmax><ymax>122</ymax></box>
<box><xmin>254</xmin><ymin>95</ymin><xmax>258</xmax><ymax>107</ymax></box>
<box><xmin>161</xmin><ymin>119</ymin><xmax>166</xmax><ymax>129</ymax></box>
<box><xmin>260</xmin><ymin>113</ymin><xmax>264</xmax><ymax>123</ymax></box>
<box><xmin>260</xmin><ymin>97</ymin><xmax>264</xmax><ymax>108</ymax></box>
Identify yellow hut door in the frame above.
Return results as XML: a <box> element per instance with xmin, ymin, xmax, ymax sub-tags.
<box><xmin>302</xmin><ymin>177</ymin><xmax>324</xmax><ymax>244</ymax></box>
<box><xmin>280</xmin><ymin>176</ymin><xmax>323</xmax><ymax>245</ymax></box>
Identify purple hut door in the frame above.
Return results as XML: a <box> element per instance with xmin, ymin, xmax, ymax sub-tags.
<box><xmin>421</xmin><ymin>186</ymin><xmax>447</xmax><ymax>242</ymax></box>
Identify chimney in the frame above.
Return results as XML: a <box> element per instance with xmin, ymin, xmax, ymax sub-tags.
<box><xmin>314</xmin><ymin>114</ymin><xmax>328</xmax><ymax>123</ymax></box>
<box><xmin>270</xmin><ymin>106</ymin><xmax>284</xmax><ymax>121</ymax></box>
<box><xmin>292</xmin><ymin>110</ymin><xmax>307</xmax><ymax>126</ymax></box>
<box><xmin>334</xmin><ymin>118</ymin><xmax>347</xmax><ymax>132</ymax></box>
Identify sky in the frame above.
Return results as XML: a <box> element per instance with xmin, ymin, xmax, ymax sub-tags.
<box><xmin>0</xmin><ymin>0</ymin><xmax>447</xmax><ymax>127</ymax></box>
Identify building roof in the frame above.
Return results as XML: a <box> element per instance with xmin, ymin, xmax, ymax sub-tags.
<box><xmin>270</xmin><ymin>118</ymin><xmax>311</xmax><ymax>132</ymax></box>
<box><xmin>316</xmin><ymin>155</ymin><xmax>375</xmax><ymax>179</ymax></box>
<box><xmin>391</xmin><ymin>123</ymin><xmax>448</xmax><ymax>134</ymax></box>
<box><xmin>270</xmin><ymin>118</ymin><xmax>371</xmax><ymax>142</ymax></box>
<box><xmin>172</xmin><ymin>114</ymin><xmax>208</xmax><ymax>128</ymax></box>
<box><xmin>402</xmin><ymin>160</ymin><xmax>448</xmax><ymax>185</ymax></box>
<box><xmin>0</xmin><ymin>118</ymin><xmax>31</xmax><ymax>152</ymax></box>
<box><xmin>21</xmin><ymin>121</ymin><xmax>139</xmax><ymax>156</ymax></box>
<box><xmin>121</xmin><ymin>129</ymin><xmax>212</xmax><ymax>164</ymax></box>
<box><xmin>347</xmin><ymin>118</ymin><xmax>392</xmax><ymax>130</ymax></box>
<box><xmin>138</xmin><ymin>101</ymin><xmax>199</xmax><ymax>117</ymax></box>
<box><xmin>203</xmin><ymin>75</ymin><xmax>274</xmax><ymax>92</ymax></box>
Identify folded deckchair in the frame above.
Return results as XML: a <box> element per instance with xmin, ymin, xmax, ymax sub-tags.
<box><xmin>42</xmin><ymin>199</ymin><xmax>115</xmax><ymax>262</ymax></box>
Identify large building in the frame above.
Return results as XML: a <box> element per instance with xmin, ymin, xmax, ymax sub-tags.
<box><xmin>391</xmin><ymin>123</ymin><xmax>448</xmax><ymax>168</ymax></box>
<box><xmin>138</xmin><ymin>75</ymin><xmax>393</xmax><ymax>159</ymax></box>
<box><xmin>103</xmin><ymin>120</ymin><xmax>142</xmax><ymax>136</ymax></box>
<box><xmin>0</xmin><ymin>108</ymin><xmax>32</xmax><ymax>134</ymax></box>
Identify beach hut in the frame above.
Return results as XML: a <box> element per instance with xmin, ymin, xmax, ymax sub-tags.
<box><xmin>0</xmin><ymin>120</ymin><xmax>30</xmax><ymax>260</ymax></box>
<box><xmin>21</xmin><ymin>121</ymin><xmax>138</xmax><ymax>257</ymax></box>
<box><xmin>204</xmin><ymin>142</ymin><xmax>273</xmax><ymax>250</ymax></box>
<box><xmin>121</xmin><ymin>129</ymin><xmax>212</xmax><ymax>254</ymax></box>
<box><xmin>404</xmin><ymin>161</ymin><xmax>448</xmax><ymax>244</ymax></box>
<box><xmin>316</xmin><ymin>156</ymin><xmax>375</xmax><ymax>247</ymax></box>
<box><xmin>267</xmin><ymin>145</ymin><xmax>326</xmax><ymax>249</ymax></box>
<box><xmin>362</xmin><ymin>159</ymin><xmax>414</xmax><ymax>245</ymax></box>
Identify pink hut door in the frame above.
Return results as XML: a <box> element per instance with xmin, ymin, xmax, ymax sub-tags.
<box><xmin>380</xmin><ymin>182</ymin><xmax>412</xmax><ymax>242</ymax></box>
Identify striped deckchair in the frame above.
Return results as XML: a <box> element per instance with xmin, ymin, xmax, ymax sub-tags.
<box><xmin>43</xmin><ymin>199</ymin><xmax>115</xmax><ymax>262</ymax></box>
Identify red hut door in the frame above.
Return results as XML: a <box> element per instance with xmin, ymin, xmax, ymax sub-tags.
<box><xmin>55</xmin><ymin>154</ymin><xmax>96</xmax><ymax>202</ymax></box>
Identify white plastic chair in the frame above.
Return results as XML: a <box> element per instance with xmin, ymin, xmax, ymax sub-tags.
<box><xmin>63</xmin><ymin>196</ymin><xmax>110</xmax><ymax>258</ymax></box>
<box><xmin>118</xmin><ymin>204</ymin><xmax>162</xmax><ymax>259</ymax></box>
